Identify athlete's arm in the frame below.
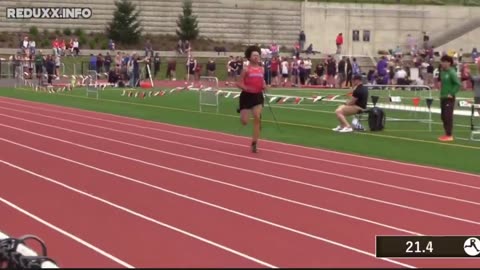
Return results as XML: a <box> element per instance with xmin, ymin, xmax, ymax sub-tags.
<box><xmin>262</xmin><ymin>67</ymin><xmax>268</xmax><ymax>92</ymax></box>
<box><xmin>236</xmin><ymin>69</ymin><xmax>249</xmax><ymax>91</ymax></box>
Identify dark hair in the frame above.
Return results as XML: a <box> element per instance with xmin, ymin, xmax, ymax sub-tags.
<box><xmin>244</xmin><ymin>45</ymin><xmax>261</xmax><ymax>60</ymax></box>
<box><xmin>440</xmin><ymin>55</ymin><xmax>453</xmax><ymax>65</ymax></box>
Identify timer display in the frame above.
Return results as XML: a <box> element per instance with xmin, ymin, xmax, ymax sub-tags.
<box><xmin>376</xmin><ymin>236</ymin><xmax>480</xmax><ymax>258</ymax></box>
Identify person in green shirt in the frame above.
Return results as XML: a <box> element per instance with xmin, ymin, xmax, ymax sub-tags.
<box><xmin>438</xmin><ymin>55</ymin><xmax>461</xmax><ymax>142</ymax></box>
<box><xmin>34</xmin><ymin>51</ymin><xmax>44</xmax><ymax>80</ymax></box>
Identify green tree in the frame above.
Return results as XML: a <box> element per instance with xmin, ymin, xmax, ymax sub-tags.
<box><xmin>176</xmin><ymin>0</ymin><xmax>199</xmax><ymax>41</ymax></box>
<box><xmin>106</xmin><ymin>0</ymin><xmax>142</xmax><ymax>45</ymax></box>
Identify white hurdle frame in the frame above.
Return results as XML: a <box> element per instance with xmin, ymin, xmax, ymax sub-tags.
<box><xmin>86</xmin><ymin>70</ymin><xmax>99</xmax><ymax>100</ymax></box>
<box><xmin>199</xmin><ymin>76</ymin><xmax>219</xmax><ymax>113</ymax></box>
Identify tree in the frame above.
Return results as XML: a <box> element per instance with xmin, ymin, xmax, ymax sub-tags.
<box><xmin>176</xmin><ymin>0</ymin><xmax>199</xmax><ymax>41</ymax></box>
<box><xmin>106</xmin><ymin>0</ymin><xmax>142</xmax><ymax>45</ymax></box>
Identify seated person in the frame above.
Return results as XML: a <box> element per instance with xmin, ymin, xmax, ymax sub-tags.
<box><xmin>395</xmin><ymin>66</ymin><xmax>408</xmax><ymax>86</ymax></box>
<box><xmin>333</xmin><ymin>74</ymin><xmax>369</xmax><ymax>133</ymax></box>
<box><xmin>303</xmin><ymin>43</ymin><xmax>320</xmax><ymax>55</ymax></box>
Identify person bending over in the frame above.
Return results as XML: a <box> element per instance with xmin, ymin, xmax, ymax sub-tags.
<box><xmin>236</xmin><ymin>45</ymin><xmax>266</xmax><ymax>153</ymax></box>
<box><xmin>333</xmin><ymin>74</ymin><xmax>368</xmax><ymax>133</ymax></box>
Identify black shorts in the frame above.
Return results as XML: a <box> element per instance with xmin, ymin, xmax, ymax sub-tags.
<box><xmin>475</xmin><ymin>97</ymin><xmax>480</xmax><ymax>104</ymax></box>
<box><xmin>239</xmin><ymin>91</ymin><xmax>264</xmax><ymax>111</ymax></box>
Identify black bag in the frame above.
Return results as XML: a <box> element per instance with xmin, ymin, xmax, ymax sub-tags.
<box><xmin>368</xmin><ymin>107</ymin><xmax>386</xmax><ymax>131</ymax></box>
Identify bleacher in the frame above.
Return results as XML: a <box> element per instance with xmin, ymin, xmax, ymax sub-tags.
<box><xmin>0</xmin><ymin>0</ymin><xmax>302</xmax><ymax>46</ymax></box>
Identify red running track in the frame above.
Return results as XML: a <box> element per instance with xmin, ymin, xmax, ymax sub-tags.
<box><xmin>0</xmin><ymin>96</ymin><xmax>479</xmax><ymax>268</ymax></box>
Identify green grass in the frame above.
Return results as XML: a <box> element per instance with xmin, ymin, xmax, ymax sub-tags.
<box><xmin>1</xmin><ymin>86</ymin><xmax>479</xmax><ymax>174</ymax></box>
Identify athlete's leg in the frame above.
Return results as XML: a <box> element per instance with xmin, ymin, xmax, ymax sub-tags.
<box><xmin>240</xmin><ymin>108</ymin><xmax>250</xmax><ymax>126</ymax></box>
<box><xmin>251</xmin><ymin>105</ymin><xmax>263</xmax><ymax>153</ymax></box>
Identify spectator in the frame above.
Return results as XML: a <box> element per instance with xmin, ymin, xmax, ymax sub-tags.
<box><xmin>153</xmin><ymin>53</ymin><xmax>161</xmax><ymax>78</ymax></box>
<box><xmin>336</xmin><ymin>33</ymin><xmax>343</xmax><ymax>54</ymax></box>
<box><xmin>89</xmin><ymin>54</ymin><xmax>97</xmax><ymax>71</ymax></box>
<box><xmin>206</xmin><ymin>58</ymin><xmax>216</xmax><ymax>77</ymax></box>
<box><xmin>34</xmin><ymin>51</ymin><xmax>44</xmax><ymax>80</ymax></box>
<box><xmin>304</xmin><ymin>57</ymin><xmax>312</xmax><ymax>84</ymax></box>
<box><xmin>395</xmin><ymin>66</ymin><xmax>408</xmax><ymax>85</ymax></box>
<box><xmin>291</xmin><ymin>57</ymin><xmax>299</xmax><ymax>87</ymax></box>
<box><xmin>108</xmin><ymin>39</ymin><xmax>115</xmax><ymax>51</ymax></box>
<box><xmin>326</xmin><ymin>56</ymin><xmax>336</xmax><ymax>87</ymax></box>
<box><xmin>299</xmin><ymin>31</ymin><xmax>306</xmax><ymax>50</ymax></box>
<box><xmin>376</xmin><ymin>56</ymin><xmax>388</xmax><ymax>85</ymax></box>
<box><xmin>186</xmin><ymin>56</ymin><xmax>197</xmax><ymax>82</ymax></box>
<box><xmin>281</xmin><ymin>57</ymin><xmax>289</xmax><ymax>87</ymax></box>
<box><xmin>29</xmin><ymin>39</ymin><xmax>36</xmax><ymax>55</ymax></box>
<box><xmin>72</xmin><ymin>38</ymin><xmax>79</xmax><ymax>56</ymax></box>
<box><xmin>104</xmin><ymin>52</ymin><xmax>112</xmax><ymax>72</ymax></box>
<box><xmin>166</xmin><ymin>57</ymin><xmax>176</xmax><ymax>80</ymax></box>
<box><xmin>337</xmin><ymin>57</ymin><xmax>346</xmax><ymax>88</ymax></box>
<box><xmin>54</xmin><ymin>54</ymin><xmax>61</xmax><ymax>79</ymax></box>
<box><xmin>21</xmin><ymin>36</ymin><xmax>29</xmax><ymax>52</ymax></box>
<box><xmin>315</xmin><ymin>61</ymin><xmax>325</xmax><ymax>86</ymax></box>
<box><xmin>472</xmin><ymin>48</ymin><xmax>478</xmax><ymax>62</ymax></box>
<box><xmin>45</xmin><ymin>55</ymin><xmax>55</xmax><ymax>85</ymax></box>
<box><xmin>145</xmin><ymin>39</ymin><xmax>153</xmax><ymax>57</ymax></box>
<box><xmin>346</xmin><ymin>58</ymin><xmax>353</xmax><ymax>87</ymax></box>
<box><xmin>352</xmin><ymin>57</ymin><xmax>361</xmax><ymax>76</ymax></box>
<box><xmin>270</xmin><ymin>42</ymin><xmax>279</xmax><ymax>57</ymax></box>
<box><xmin>236</xmin><ymin>56</ymin><xmax>243</xmax><ymax>78</ymax></box>
<box><xmin>270</xmin><ymin>56</ymin><xmax>280</xmax><ymax>86</ymax></box>
<box><xmin>96</xmin><ymin>53</ymin><xmax>104</xmax><ymax>74</ymax></box>
<box><xmin>226</xmin><ymin>56</ymin><xmax>237</xmax><ymax>86</ymax></box>
<box><xmin>423</xmin><ymin>32</ymin><xmax>430</xmax><ymax>49</ymax></box>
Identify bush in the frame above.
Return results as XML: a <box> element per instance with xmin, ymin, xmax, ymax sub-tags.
<box><xmin>40</xmin><ymin>39</ymin><xmax>50</xmax><ymax>48</ymax></box>
<box><xmin>29</xmin><ymin>26</ymin><xmax>39</xmax><ymax>37</ymax></box>
<box><xmin>100</xmin><ymin>40</ymin><xmax>109</xmax><ymax>50</ymax></box>
<box><xmin>79</xmin><ymin>35</ymin><xmax>88</xmax><ymax>46</ymax></box>
<box><xmin>74</xmin><ymin>28</ymin><xmax>85</xmax><ymax>37</ymax></box>
<box><xmin>63</xmin><ymin>28</ymin><xmax>72</xmax><ymax>36</ymax></box>
<box><xmin>89</xmin><ymin>40</ymin><xmax>96</xmax><ymax>49</ymax></box>
<box><xmin>54</xmin><ymin>29</ymin><xmax>61</xmax><ymax>36</ymax></box>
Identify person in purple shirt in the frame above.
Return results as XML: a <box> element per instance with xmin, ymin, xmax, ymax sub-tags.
<box><xmin>376</xmin><ymin>56</ymin><xmax>388</xmax><ymax>84</ymax></box>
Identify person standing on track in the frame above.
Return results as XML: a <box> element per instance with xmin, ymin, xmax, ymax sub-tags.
<box><xmin>236</xmin><ymin>45</ymin><xmax>266</xmax><ymax>153</ymax></box>
<box><xmin>438</xmin><ymin>55</ymin><xmax>461</xmax><ymax>142</ymax></box>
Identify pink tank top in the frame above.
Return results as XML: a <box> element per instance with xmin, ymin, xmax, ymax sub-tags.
<box><xmin>243</xmin><ymin>66</ymin><xmax>264</xmax><ymax>93</ymax></box>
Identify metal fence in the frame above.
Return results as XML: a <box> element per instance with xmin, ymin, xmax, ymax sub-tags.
<box><xmin>0</xmin><ymin>60</ymin><xmax>69</xmax><ymax>79</ymax></box>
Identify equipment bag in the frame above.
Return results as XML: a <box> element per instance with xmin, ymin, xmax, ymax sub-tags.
<box><xmin>368</xmin><ymin>107</ymin><xmax>386</xmax><ymax>131</ymax></box>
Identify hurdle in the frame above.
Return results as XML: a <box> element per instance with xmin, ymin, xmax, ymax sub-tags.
<box><xmin>456</xmin><ymin>101</ymin><xmax>480</xmax><ymax>141</ymax></box>
<box><xmin>86</xmin><ymin>70</ymin><xmax>99</xmax><ymax>99</ymax></box>
<box><xmin>366</xmin><ymin>84</ymin><xmax>433</xmax><ymax>130</ymax></box>
<box><xmin>199</xmin><ymin>76</ymin><xmax>220</xmax><ymax>113</ymax></box>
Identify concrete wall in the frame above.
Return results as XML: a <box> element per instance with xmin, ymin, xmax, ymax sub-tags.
<box><xmin>303</xmin><ymin>2</ymin><xmax>480</xmax><ymax>56</ymax></box>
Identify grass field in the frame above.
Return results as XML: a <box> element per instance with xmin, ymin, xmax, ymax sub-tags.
<box><xmin>1</xmin><ymin>84</ymin><xmax>479</xmax><ymax>174</ymax></box>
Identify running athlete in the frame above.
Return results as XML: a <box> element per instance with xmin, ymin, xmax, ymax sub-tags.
<box><xmin>236</xmin><ymin>45</ymin><xmax>266</xmax><ymax>153</ymax></box>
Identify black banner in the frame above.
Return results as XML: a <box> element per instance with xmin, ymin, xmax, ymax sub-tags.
<box><xmin>376</xmin><ymin>236</ymin><xmax>480</xmax><ymax>258</ymax></box>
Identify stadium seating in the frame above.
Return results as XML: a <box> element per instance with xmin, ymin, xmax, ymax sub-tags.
<box><xmin>0</xmin><ymin>0</ymin><xmax>302</xmax><ymax>46</ymax></box>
